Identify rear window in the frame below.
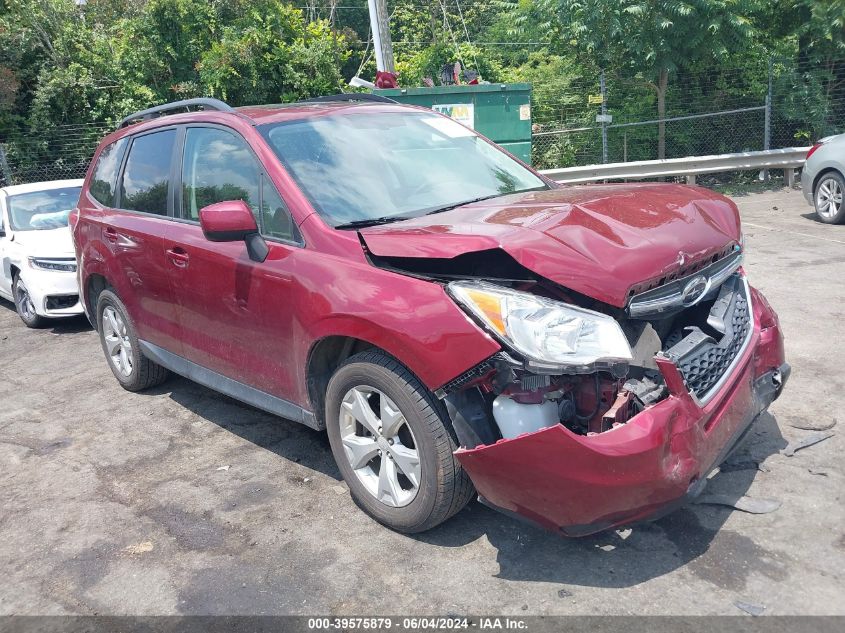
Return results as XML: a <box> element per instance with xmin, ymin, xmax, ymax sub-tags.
<box><xmin>120</xmin><ymin>130</ymin><xmax>176</xmax><ymax>215</ymax></box>
<box><xmin>7</xmin><ymin>187</ymin><xmax>82</xmax><ymax>231</ymax></box>
<box><xmin>89</xmin><ymin>138</ymin><xmax>127</xmax><ymax>206</ymax></box>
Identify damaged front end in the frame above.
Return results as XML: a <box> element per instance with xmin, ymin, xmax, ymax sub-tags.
<box><xmin>416</xmin><ymin>249</ymin><xmax>789</xmax><ymax>536</ymax></box>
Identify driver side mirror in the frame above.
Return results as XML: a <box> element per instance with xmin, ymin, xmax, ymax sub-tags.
<box><xmin>199</xmin><ymin>200</ymin><xmax>268</xmax><ymax>262</ymax></box>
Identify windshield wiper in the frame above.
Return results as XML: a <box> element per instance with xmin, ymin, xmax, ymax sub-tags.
<box><xmin>422</xmin><ymin>193</ymin><xmax>505</xmax><ymax>216</ymax></box>
<box><xmin>422</xmin><ymin>186</ymin><xmax>549</xmax><ymax>217</ymax></box>
<box><xmin>334</xmin><ymin>215</ymin><xmax>410</xmax><ymax>230</ymax></box>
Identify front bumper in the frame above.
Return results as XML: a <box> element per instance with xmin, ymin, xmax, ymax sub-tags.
<box><xmin>21</xmin><ymin>268</ymin><xmax>83</xmax><ymax>318</ymax></box>
<box><xmin>455</xmin><ymin>284</ymin><xmax>787</xmax><ymax>536</ymax></box>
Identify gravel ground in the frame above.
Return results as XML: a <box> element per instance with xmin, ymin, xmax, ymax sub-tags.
<box><xmin>0</xmin><ymin>188</ymin><xmax>842</xmax><ymax>616</ymax></box>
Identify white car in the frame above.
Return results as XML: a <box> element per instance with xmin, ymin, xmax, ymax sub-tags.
<box><xmin>0</xmin><ymin>179</ymin><xmax>84</xmax><ymax>327</ymax></box>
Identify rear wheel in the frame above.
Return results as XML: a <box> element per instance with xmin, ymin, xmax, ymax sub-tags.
<box><xmin>325</xmin><ymin>351</ymin><xmax>474</xmax><ymax>533</ymax></box>
<box><xmin>814</xmin><ymin>171</ymin><xmax>845</xmax><ymax>224</ymax></box>
<box><xmin>96</xmin><ymin>289</ymin><xmax>168</xmax><ymax>391</ymax></box>
<box><xmin>13</xmin><ymin>276</ymin><xmax>45</xmax><ymax>328</ymax></box>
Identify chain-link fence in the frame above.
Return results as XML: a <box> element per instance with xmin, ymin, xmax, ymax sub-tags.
<box><xmin>531</xmin><ymin>57</ymin><xmax>845</xmax><ymax>170</ymax></box>
<box><xmin>1</xmin><ymin>57</ymin><xmax>843</xmax><ymax>186</ymax></box>
<box><xmin>0</xmin><ymin>122</ymin><xmax>111</xmax><ymax>187</ymax></box>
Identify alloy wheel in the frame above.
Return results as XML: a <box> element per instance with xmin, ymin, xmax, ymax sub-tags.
<box><xmin>102</xmin><ymin>306</ymin><xmax>133</xmax><ymax>377</ymax></box>
<box><xmin>338</xmin><ymin>386</ymin><xmax>421</xmax><ymax>508</ymax></box>
<box><xmin>816</xmin><ymin>177</ymin><xmax>843</xmax><ymax>219</ymax></box>
<box><xmin>14</xmin><ymin>280</ymin><xmax>36</xmax><ymax>321</ymax></box>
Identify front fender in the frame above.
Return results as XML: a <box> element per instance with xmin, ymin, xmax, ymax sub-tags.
<box><xmin>305</xmin><ymin>307</ymin><xmax>500</xmax><ymax>396</ymax></box>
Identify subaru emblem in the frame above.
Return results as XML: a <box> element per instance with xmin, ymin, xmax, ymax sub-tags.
<box><xmin>681</xmin><ymin>275</ymin><xmax>710</xmax><ymax>306</ymax></box>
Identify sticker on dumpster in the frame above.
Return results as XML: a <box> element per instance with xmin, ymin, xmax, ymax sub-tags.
<box><xmin>519</xmin><ymin>103</ymin><xmax>531</xmax><ymax>120</ymax></box>
<box><xmin>432</xmin><ymin>103</ymin><xmax>475</xmax><ymax>129</ymax></box>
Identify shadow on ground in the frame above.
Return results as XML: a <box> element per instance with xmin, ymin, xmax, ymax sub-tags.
<box><xmin>0</xmin><ymin>298</ymin><xmax>92</xmax><ymax>334</ymax></box>
<box><xmin>413</xmin><ymin>411</ymin><xmax>788</xmax><ymax>590</ymax></box>
<box><xmin>148</xmin><ymin>369</ymin><xmax>788</xmax><ymax>591</ymax></box>
<box><xmin>153</xmin><ymin>375</ymin><xmax>341</xmax><ymax>480</ymax></box>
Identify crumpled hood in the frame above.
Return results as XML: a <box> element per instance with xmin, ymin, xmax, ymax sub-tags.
<box><xmin>11</xmin><ymin>227</ymin><xmax>75</xmax><ymax>258</ymax></box>
<box><xmin>360</xmin><ymin>183</ymin><xmax>741</xmax><ymax>307</ymax></box>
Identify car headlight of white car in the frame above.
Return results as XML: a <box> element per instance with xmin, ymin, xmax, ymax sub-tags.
<box><xmin>448</xmin><ymin>280</ymin><xmax>633</xmax><ymax>374</ymax></box>
<box><xmin>28</xmin><ymin>257</ymin><xmax>77</xmax><ymax>273</ymax></box>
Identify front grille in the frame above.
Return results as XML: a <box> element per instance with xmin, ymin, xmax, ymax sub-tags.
<box><xmin>662</xmin><ymin>274</ymin><xmax>752</xmax><ymax>401</ymax></box>
<box><xmin>627</xmin><ymin>248</ymin><xmax>743</xmax><ymax>318</ymax></box>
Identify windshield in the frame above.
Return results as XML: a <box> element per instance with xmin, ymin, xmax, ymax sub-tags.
<box><xmin>7</xmin><ymin>187</ymin><xmax>81</xmax><ymax>231</ymax></box>
<box><xmin>260</xmin><ymin>111</ymin><xmax>547</xmax><ymax>227</ymax></box>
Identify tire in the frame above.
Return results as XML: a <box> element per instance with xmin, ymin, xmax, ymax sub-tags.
<box><xmin>13</xmin><ymin>275</ymin><xmax>46</xmax><ymax>328</ymax></box>
<box><xmin>96</xmin><ymin>289</ymin><xmax>168</xmax><ymax>391</ymax></box>
<box><xmin>325</xmin><ymin>350</ymin><xmax>474</xmax><ymax>533</ymax></box>
<box><xmin>814</xmin><ymin>171</ymin><xmax>845</xmax><ymax>224</ymax></box>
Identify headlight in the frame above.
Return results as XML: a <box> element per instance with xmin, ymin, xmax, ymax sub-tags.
<box><xmin>448</xmin><ymin>281</ymin><xmax>633</xmax><ymax>373</ymax></box>
<box><xmin>28</xmin><ymin>257</ymin><xmax>77</xmax><ymax>273</ymax></box>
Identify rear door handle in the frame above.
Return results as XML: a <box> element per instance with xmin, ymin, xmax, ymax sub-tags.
<box><xmin>166</xmin><ymin>247</ymin><xmax>189</xmax><ymax>268</ymax></box>
<box><xmin>104</xmin><ymin>227</ymin><xmax>119</xmax><ymax>243</ymax></box>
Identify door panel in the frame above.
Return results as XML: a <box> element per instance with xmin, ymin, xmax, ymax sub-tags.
<box><xmin>170</xmin><ymin>126</ymin><xmax>299</xmax><ymax>400</ymax></box>
<box><xmin>107</xmin><ymin>128</ymin><xmax>182</xmax><ymax>353</ymax></box>
<box><xmin>167</xmin><ymin>227</ymin><xmax>298</xmax><ymax>399</ymax></box>
<box><xmin>101</xmin><ymin>211</ymin><xmax>183</xmax><ymax>352</ymax></box>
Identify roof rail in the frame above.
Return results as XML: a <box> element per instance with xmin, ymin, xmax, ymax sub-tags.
<box><xmin>118</xmin><ymin>98</ymin><xmax>233</xmax><ymax>129</ymax></box>
<box><xmin>304</xmin><ymin>93</ymin><xmax>397</xmax><ymax>105</ymax></box>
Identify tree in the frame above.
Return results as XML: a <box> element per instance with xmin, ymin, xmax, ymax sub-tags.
<box><xmin>197</xmin><ymin>2</ymin><xmax>348</xmax><ymax>104</ymax></box>
<box><xmin>505</xmin><ymin>0</ymin><xmax>754</xmax><ymax>159</ymax></box>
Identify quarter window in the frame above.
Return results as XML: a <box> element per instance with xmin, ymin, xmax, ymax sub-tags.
<box><xmin>89</xmin><ymin>137</ymin><xmax>127</xmax><ymax>206</ymax></box>
<box><xmin>182</xmin><ymin>127</ymin><xmax>260</xmax><ymax>221</ymax></box>
<box><xmin>120</xmin><ymin>130</ymin><xmax>176</xmax><ymax>215</ymax></box>
<box><xmin>261</xmin><ymin>175</ymin><xmax>298</xmax><ymax>242</ymax></box>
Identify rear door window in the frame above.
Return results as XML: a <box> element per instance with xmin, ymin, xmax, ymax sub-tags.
<box><xmin>119</xmin><ymin>129</ymin><xmax>176</xmax><ymax>215</ymax></box>
<box><xmin>89</xmin><ymin>137</ymin><xmax>128</xmax><ymax>206</ymax></box>
<box><xmin>181</xmin><ymin>127</ymin><xmax>260</xmax><ymax>221</ymax></box>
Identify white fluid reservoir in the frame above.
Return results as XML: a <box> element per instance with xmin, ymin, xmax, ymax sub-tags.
<box><xmin>492</xmin><ymin>395</ymin><xmax>559</xmax><ymax>439</ymax></box>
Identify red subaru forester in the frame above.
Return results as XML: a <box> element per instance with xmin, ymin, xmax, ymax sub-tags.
<box><xmin>73</xmin><ymin>96</ymin><xmax>788</xmax><ymax>535</ymax></box>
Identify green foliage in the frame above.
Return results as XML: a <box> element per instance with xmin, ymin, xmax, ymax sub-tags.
<box><xmin>0</xmin><ymin>0</ymin><xmax>842</xmax><ymax>178</ymax></box>
<box><xmin>198</xmin><ymin>3</ymin><xmax>348</xmax><ymax>104</ymax></box>
<box><xmin>395</xmin><ymin>42</ymin><xmax>503</xmax><ymax>86</ymax></box>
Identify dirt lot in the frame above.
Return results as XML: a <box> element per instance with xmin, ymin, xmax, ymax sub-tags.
<box><xmin>0</xmin><ymin>188</ymin><xmax>843</xmax><ymax>616</ymax></box>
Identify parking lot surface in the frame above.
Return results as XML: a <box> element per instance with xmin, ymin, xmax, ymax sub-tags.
<box><xmin>1</xmin><ymin>188</ymin><xmax>843</xmax><ymax>616</ymax></box>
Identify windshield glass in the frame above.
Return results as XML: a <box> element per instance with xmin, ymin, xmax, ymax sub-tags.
<box><xmin>260</xmin><ymin>111</ymin><xmax>547</xmax><ymax>226</ymax></box>
<box><xmin>7</xmin><ymin>187</ymin><xmax>81</xmax><ymax>231</ymax></box>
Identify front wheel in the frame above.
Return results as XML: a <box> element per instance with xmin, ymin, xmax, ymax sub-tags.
<box><xmin>325</xmin><ymin>351</ymin><xmax>474</xmax><ymax>533</ymax></box>
<box><xmin>13</xmin><ymin>276</ymin><xmax>45</xmax><ymax>328</ymax></box>
<box><xmin>814</xmin><ymin>171</ymin><xmax>845</xmax><ymax>224</ymax></box>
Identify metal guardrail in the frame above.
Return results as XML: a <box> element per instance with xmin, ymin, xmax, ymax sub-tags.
<box><xmin>540</xmin><ymin>146</ymin><xmax>811</xmax><ymax>186</ymax></box>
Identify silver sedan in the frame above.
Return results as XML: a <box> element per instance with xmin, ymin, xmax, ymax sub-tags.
<box><xmin>801</xmin><ymin>133</ymin><xmax>845</xmax><ymax>224</ymax></box>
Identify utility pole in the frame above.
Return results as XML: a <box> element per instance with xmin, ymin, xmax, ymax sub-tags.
<box><xmin>367</xmin><ymin>0</ymin><xmax>395</xmax><ymax>74</ymax></box>
<box><xmin>763</xmin><ymin>57</ymin><xmax>773</xmax><ymax>181</ymax></box>
<box><xmin>600</xmin><ymin>70</ymin><xmax>608</xmax><ymax>164</ymax></box>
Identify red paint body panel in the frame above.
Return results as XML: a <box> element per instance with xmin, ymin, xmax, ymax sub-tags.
<box><xmin>75</xmin><ymin>151</ymin><xmax>501</xmax><ymax>409</ymax></box>
<box><xmin>455</xmin><ymin>287</ymin><xmax>786</xmax><ymax>534</ymax></box>
<box><xmin>361</xmin><ymin>185</ymin><xmax>740</xmax><ymax>308</ymax></box>
<box><xmin>155</xmin><ymin>217</ymin><xmax>501</xmax><ymax>405</ymax></box>
<box><xmin>198</xmin><ymin>200</ymin><xmax>258</xmax><ymax>236</ymax></box>
<box><xmin>73</xmin><ymin>101</ymin><xmax>786</xmax><ymax>534</ymax></box>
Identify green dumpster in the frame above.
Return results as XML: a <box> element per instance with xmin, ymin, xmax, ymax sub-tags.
<box><xmin>373</xmin><ymin>83</ymin><xmax>533</xmax><ymax>163</ymax></box>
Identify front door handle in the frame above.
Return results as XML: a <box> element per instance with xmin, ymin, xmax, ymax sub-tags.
<box><xmin>166</xmin><ymin>247</ymin><xmax>189</xmax><ymax>268</ymax></box>
<box><xmin>104</xmin><ymin>227</ymin><xmax>120</xmax><ymax>243</ymax></box>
